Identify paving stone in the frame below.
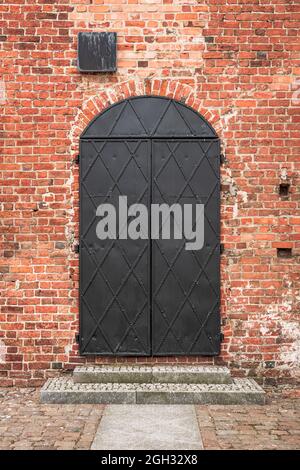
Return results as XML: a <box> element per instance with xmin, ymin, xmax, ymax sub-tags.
<box><xmin>0</xmin><ymin>387</ymin><xmax>298</xmax><ymax>450</ymax></box>
<box><xmin>195</xmin><ymin>398</ymin><xmax>300</xmax><ymax>450</ymax></box>
<box><xmin>0</xmin><ymin>388</ymin><xmax>104</xmax><ymax>450</ymax></box>
<box><xmin>91</xmin><ymin>405</ymin><xmax>203</xmax><ymax>450</ymax></box>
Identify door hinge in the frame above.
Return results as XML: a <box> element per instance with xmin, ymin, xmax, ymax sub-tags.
<box><xmin>74</xmin><ymin>243</ymin><xmax>80</xmax><ymax>254</ymax></box>
<box><xmin>220</xmin><ymin>243</ymin><xmax>224</xmax><ymax>254</ymax></box>
<box><xmin>220</xmin><ymin>153</ymin><xmax>226</xmax><ymax>165</ymax></box>
<box><xmin>75</xmin><ymin>333</ymin><xmax>80</xmax><ymax>344</ymax></box>
<box><xmin>74</xmin><ymin>154</ymin><xmax>80</xmax><ymax>165</ymax></box>
<box><xmin>220</xmin><ymin>332</ymin><xmax>224</xmax><ymax>342</ymax></box>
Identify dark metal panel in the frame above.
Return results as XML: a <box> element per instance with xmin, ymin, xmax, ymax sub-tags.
<box><xmin>81</xmin><ymin>96</ymin><xmax>217</xmax><ymax>139</ymax></box>
<box><xmin>78</xmin><ymin>32</ymin><xmax>117</xmax><ymax>73</ymax></box>
<box><xmin>151</xmin><ymin>139</ymin><xmax>220</xmax><ymax>356</ymax></box>
<box><xmin>79</xmin><ymin>96</ymin><xmax>220</xmax><ymax>357</ymax></box>
<box><xmin>79</xmin><ymin>139</ymin><xmax>151</xmax><ymax>355</ymax></box>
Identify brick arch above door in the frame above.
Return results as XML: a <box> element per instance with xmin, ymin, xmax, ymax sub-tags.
<box><xmin>69</xmin><ymin>78</ymin><xmax>224</xmax><ymax>157</ymax></box>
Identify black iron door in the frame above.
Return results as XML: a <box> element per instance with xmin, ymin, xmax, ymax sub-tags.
<box><xmin>151</xmin><ymin>140</ymin><xmax>220</xmax><ymax>355</ymax></box>
<box><xmin>79</xmin><ymin>96</ymin><xmax>220</xmax><ymax>356</ymax></box>
<box><xmin>80</xmin><ymin>139</ymin><xmax>151</xmax><ymax>355</ymax></box>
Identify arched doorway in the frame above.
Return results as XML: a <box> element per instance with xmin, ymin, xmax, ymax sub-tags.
<box><xmin>79</xmin><ymin>96</ymin><xmax>220</xmax><ymax>356</ymax></box>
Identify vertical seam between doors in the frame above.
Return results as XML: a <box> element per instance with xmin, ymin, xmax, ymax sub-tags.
<box><xmin>149</xmin><ymin>139</ymin><xmax>153</xmax><ymax>356</ymax></box>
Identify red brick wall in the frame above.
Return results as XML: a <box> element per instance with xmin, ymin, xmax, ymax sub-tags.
<box><xmin>0</xmin><ymin>0</ymin><xmax>299</xmax><ymax>386</ymax></box>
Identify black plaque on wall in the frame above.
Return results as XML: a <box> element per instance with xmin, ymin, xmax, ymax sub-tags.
<box><xmin>78</xmin><ymin>32</ymin><xmax>117</xmax><ymax>72</ymax></box>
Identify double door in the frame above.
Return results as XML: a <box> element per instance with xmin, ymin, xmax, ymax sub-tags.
<box><xmin>79</xmin><ymin>138</ymin><xmax>220</xmax><ymax>356</ymax></box>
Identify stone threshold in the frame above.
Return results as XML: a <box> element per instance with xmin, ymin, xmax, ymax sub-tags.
<box><xmin>73</xmin><ymin>364</ymin><xmax>232</xmax><ymax>384</ymax></box>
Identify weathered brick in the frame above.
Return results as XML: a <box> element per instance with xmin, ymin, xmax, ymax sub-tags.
<box><xmin>0</xmin><ymin>0</ymin><xmax>299</xmax><ymax>387</ymax></box>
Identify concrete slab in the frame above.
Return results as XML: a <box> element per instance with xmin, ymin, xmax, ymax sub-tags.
<box><xmin>91</xmin><ymin>405</ymin><xmax>203</xmax><ymax>450</ymax></box>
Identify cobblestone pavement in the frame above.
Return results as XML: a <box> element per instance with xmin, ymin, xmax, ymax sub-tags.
<box><xmin>196</xmin><ymin>395</ymin><xmax>300</xmax><ymax>450</ymax></box>
<box><xmin>0</xmin><ymin>388</ymin><xmax>104</xmax><ymax>450</ymax></box>
<box><xmin>0</xmin><ymin>387</ymin><xmax>299</xmax><ymax>450</ymax></box>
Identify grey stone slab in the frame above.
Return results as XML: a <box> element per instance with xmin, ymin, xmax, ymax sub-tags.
<box><xmin>73</xmin><ymin>365</ymin><xmax>232</xmax><ymax>384</ymax></box>
<box><xmin>40</xmin><ymin>378</ymin><xmax>136</xmax><ymax>404</ymax></box>
<box><xmin>152</xmin><ymin>369</ymin><xmax>231</xmax><ymax>384</ymax></box>
<box><xmin>91</xmin><ymin>405</ymin><xmax>203</xmax><ymax>450</ymax></box>
<box><xmin>136</xmin><ymin>379</ymin><xmax>265</xmax><ymax>405</ymax></box>
<box><xmin>40</xmin><ymin>377</ymin><xmax>265</xmax><ymax>405</ymax></box>
<box><xmin>73</xmin><ymin>366</ymin><xmax>152</xmax><ymax>384</ymax></box>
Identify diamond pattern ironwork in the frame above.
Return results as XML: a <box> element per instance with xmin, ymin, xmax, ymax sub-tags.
<box><xmin>80</xmin><ymin>139</ymin><xmax>151</xmax><ymax>355</ymax></box>
<box><xmin>151</xmin><ymin>139</ymin><xmax>220</xmax><ymax>355</ymax></box>
<box><xmin>82</xmin><ymin>96</ymin><xmax>217</xmax><ymax>139</ymax></box>
<box><xmin>80</xmin><ymin>96</ymin><xmax>220</xmax><ymax>356</ymax></box>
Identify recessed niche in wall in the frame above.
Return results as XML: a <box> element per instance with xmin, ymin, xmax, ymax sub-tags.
<box><xmin>277</xmin><ymin>247</ymin><xmax>292</xmax><ymax>258</ymax></box>
<box><xmin>279</xmin><ymin>182</ymin><xmax>290</xmax><ymax>197</ymax></box>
